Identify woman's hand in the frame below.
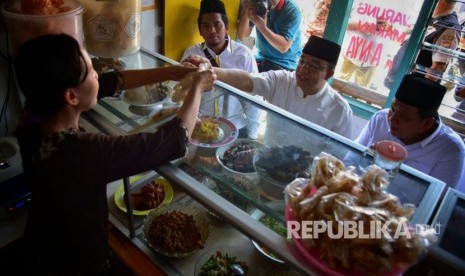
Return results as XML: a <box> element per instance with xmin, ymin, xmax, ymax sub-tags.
<box><xmin>182</xmin><ymin>55</ymin><xmax>212</xmax><ymax>69</ymax></box>
<box><xmin>170</xmin><ymin>64</ymin><xmax>198</xmax><ymax>81</ymax></box>
<box><xmin>192</xmin><ymin>69</ymin><xmax>217</xmax><ymax>92</ymax></box>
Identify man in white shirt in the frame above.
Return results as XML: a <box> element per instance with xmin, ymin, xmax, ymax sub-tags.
<box><xmin>181</xmin><ymin>0</ymin><xmax>261</xmax><ymax>139</ymax></box>
<box><xmin>187</xmin><ymin>36</ymin><xmax>353</xmax><ymax>140</ymax></box>
<box><xmin>356</xmin><ymin>74</ymin><xmax>465</xmax><ymax>192</ymax></box>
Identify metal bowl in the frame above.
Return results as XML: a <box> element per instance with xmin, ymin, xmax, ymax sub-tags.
<box><xmin>250</xmin><ymin>201</ymin><xmax>286</xmax><ymax>263</ymax></box>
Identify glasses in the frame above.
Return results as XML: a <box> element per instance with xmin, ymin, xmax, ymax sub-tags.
<box><xmin>298</xmin><ymin>59</ymin><xmax>331</xmax><ymax>71</ymax></box>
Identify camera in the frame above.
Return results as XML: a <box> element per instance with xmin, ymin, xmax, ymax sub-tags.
<box><xmin>251</xmin><ymin>0</ymin><xmax>271</xmax><ymax>17</ymax></box>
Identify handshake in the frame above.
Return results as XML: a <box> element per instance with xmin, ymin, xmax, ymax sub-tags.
<box><xmin>182</xmin><ymin>55</ymin><xmax>212</xmax><ymax>69</ymax></box>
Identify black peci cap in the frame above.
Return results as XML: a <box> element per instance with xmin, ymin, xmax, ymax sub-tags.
<box><xmin>395</xmin><ymin>74</ymin><xmax>446</xmax><ymax>110</ymax></box>
<box><xmin>302</xmin><ymin>36</ymin><xmax>341</xmax><ymax>66</ymax></box>
<box><xmin>199</xmin><ymin>0</ymin><xmax>226</xmax><ymax>16</ymax></box>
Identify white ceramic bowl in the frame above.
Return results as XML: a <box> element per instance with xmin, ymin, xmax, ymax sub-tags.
<box><xmin>250</xmin><ymin>200</ymin><xmax>286</xmax><ymax>263</ymax></box>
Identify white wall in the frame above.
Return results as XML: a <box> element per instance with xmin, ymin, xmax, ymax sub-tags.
<box><xmin>140</xmin><ymin>0</ymin><xmax>161</xmax><ymax>53</ymax></box>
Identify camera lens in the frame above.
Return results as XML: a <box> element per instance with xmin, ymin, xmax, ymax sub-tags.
<box><xmin>255</xmin><ymin>1</ymin><xmax>268</xmax><ymax>17</ymax></box>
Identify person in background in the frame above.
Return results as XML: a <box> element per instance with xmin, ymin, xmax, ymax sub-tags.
<box><xmin>237</xmin><ymin>0</ymin><xmax>302</xmax><ymax>72</ymax></box>
<box><xmin>182</xmin><ymin>0</ymin><xmax>262</xmax><ymax>139</ymax></box>
<box><xmin>356</xmin><ymin>74</ymin><xmax>465</xmax><ymax>192</ymax></box>
<box><xmin>14</xmin><ymin>34</ymin><xmax>215</xmax><ymax>274</ymax></box>
<box><xmin>384</xmin><ymin>0</ymin><xmax>460</xmax><ymax>88</ymax></box>
<box><xmin>338</xmin><ymin>17</ymin><xmax>387</xmax><ymax>88</ymax></box>
<box><xmin>185</xmin><ymin>36</ymin><xmax>353</xmax><ymax>139</ymax></box>
<box><xmin>451</xmin><ymin>73</ymin><xmax>465</xmax><ymax>122</ymax></box>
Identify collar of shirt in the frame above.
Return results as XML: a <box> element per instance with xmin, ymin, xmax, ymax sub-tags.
<box><xmin>418</xmin><ymin>119</ymin><xmax>443</xmax><ymax>148</ymax></box>
<box><xmin>297</xmin><ymin>81</ymin><xmax>327</xmax><ymax>100</ymax></box>
<box><xmin>387</xmin><ymin>118</ymin><xmax>443</xmax><ymax>149</ymax></box>
<box><xmin>201</xmin><ymin>35</ymin><xmax>233</xmax><ymax>57</ymax></box>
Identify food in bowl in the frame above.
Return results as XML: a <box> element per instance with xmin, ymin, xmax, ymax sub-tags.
<box><xmin>259</xmin><ymin>215</ymin><xmax>287</xmax><ymax>237</ymax></box>
<box><xmin>285</xmin><ymin>152</ymin><xmax>431</xmax><ymax>275</ymax></box>
<box><xmin>198</xmin><ymin>250</ymin><xmax>248</xmax><ymax>276</ymax></box>
<box><xmin>192</xmin><ymin>117</ymin><xmax>220</xmax><ymax>143</ymax></box>
<box><xmin>122</xmin><ymin>82</ymin><xmax>170</xmax><ymax>106</ymax></box>
<box><xmin>219</xmin><ymin>140</ymin><xmax>262</xmax><ymax>173</ymax></box>
<box><xmin>195</xmin><ymin>246</ymin><xmax>253</xmax><ymax>276</ymax></box>
<box><xmin>143</xmin><ymin>202</ymin><xmax>210</xmax><ymax>258</ymax></box>
<box><xmin>254</xmin><ymin>145</ymin><xmax>312</xmax><ymax>183</ymax></box>
<box><xmin>147</xmin><ymin>210</ymin><xmax>204</xmax><ymax>254</ymax></box>
<box><xmin>250</xmin><ymin>201</ymin><xmax>286</xmax><ymax>263</ymax></box>
<box><xmin>123</xmin><ymin>181</ymin><xmax>164</xmax><ymax>211</ymax></box>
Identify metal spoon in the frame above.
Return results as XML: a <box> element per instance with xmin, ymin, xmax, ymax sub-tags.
<box><xmin>230</xmin><ymin>263</ymin><xmax>245</xmax><ymax>276</ymax></box>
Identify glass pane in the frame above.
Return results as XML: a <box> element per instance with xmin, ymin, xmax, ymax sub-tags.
<box><xmin>437</xmin><ymin>2</ymin><xmax>465</xmax><ymax>135</ymax></box>
<box><xmin>296</xmin><ymin>0</ymin><xmax>332</xmax><ymax>40</ymax></box>
<box><xmin>333</xmin><ymin>0</ymin><xmax>424</xmax><ymax>107</ymax></box>
<box><xmin>439</xmin><ymin>197</ymin><xmax>465</xmax><ymax>260</ymax></box>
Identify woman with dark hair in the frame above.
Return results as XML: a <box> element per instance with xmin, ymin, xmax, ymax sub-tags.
<box><xmin>14</xmin><ymin>34</ymin><xmax>215</xmax><ymax>274</ymax></box>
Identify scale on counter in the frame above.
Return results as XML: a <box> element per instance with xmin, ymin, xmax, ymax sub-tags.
<box><xmin>0</xmin><ymin>137</ymin><xmax>31</xmax><ymax>219</ymax></box>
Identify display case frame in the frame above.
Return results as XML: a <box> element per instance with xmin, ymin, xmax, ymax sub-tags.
<box><xmin>89</xmin><ymin>48</ymin><xmax>446</xmax><ymax>275</ymax></box>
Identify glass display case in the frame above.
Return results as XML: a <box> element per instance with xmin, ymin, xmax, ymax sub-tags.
<box><xmin>86</xmin><ymin>48</ymin><xmax>446</xmax><ymax>275</ymax></box>
<box><xmin>405</xmin><ymin>188</ymin><xmax>465</xmax><ymax>274</ymax></box>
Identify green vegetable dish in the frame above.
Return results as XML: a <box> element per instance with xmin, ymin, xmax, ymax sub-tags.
<box><xmin>199</xmin><ymin>251</ymin><xmax>249</xmax><ymax>276</ymax></box>
<box><xmin>259</xmin><ymin>215</ymin><xmax>287</xmax><ymax>237</ymax></box>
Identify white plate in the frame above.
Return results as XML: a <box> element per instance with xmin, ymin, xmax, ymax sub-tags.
<box><xmin>190</xmin><ymin>116</ymin><xmax>238</xmax><ymax>148</ymax></box>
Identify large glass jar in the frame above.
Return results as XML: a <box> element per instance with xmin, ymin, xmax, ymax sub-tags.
<box><xmin>1</xmin><ymin>0</ymin><xmax>84</xmax><ymax>55</ymax></box>
<box><xmin>81</xmin><ymin>0</ymin><xmax>141</xmax><ymax>58</ymax></box>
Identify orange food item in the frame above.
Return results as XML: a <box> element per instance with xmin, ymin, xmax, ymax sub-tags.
<box><xmin>20</xmin><ymin>0</ymin><xmax>69</xmax><ymax>15</ymax></box>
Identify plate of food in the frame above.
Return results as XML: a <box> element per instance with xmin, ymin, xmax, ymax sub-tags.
<box><xmin>194</xmin><ymin>246</ymin><xmax>255</xmax><ymax>276</ymax></box>
<box><xmin>142</xmin><ymin>201</ymin><xmax>210</xmax><ymax>258</ymax></box>
<box><xmin>250</xmin><ymin>201</ymin><xmax>286</xmax><ymax>263</ymax></box>
<box><xmin>114</xmin><ymin>177</ymin><xmax>174</xmax><ymax>216</ymax></box>
<box><xmin>190</xmin><ymin>116</ymin><xmax>238</xmax><ymax>148</ymax></box>
<box><xmin>121</xmin><ymin>81</ymin><xmax>172</xmax><ymax>107</ymax></box>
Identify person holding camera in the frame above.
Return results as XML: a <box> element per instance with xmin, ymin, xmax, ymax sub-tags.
<box><xmin>237</xmin><ymin>0</ymin><xmax>302</xmax><ymax>72</ymax></box>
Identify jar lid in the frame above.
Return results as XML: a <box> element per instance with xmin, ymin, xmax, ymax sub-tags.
<box><xmin>373</xmin><ymin>140</ymin><xmax>407</xmax><ymax>162</ymax></box>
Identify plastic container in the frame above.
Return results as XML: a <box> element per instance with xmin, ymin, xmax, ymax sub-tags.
<box><xmin>81</xmin><ymin>0</ymin><xmax>141</xmax><ymax>58</ymax></box>
<box><xmin>368</xmin><ymin>140</ymin><xmax>407</xmax><ymax>180</ymax></box>
<box><xmin>1</xmin><ymin>0</ymin><xmax>84</xmax><ymax>54</ymax></box>
<box><xmin>372</xmin><ymin>140</ymin><xmax>407</xmax><ymax>169</ymax></box>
